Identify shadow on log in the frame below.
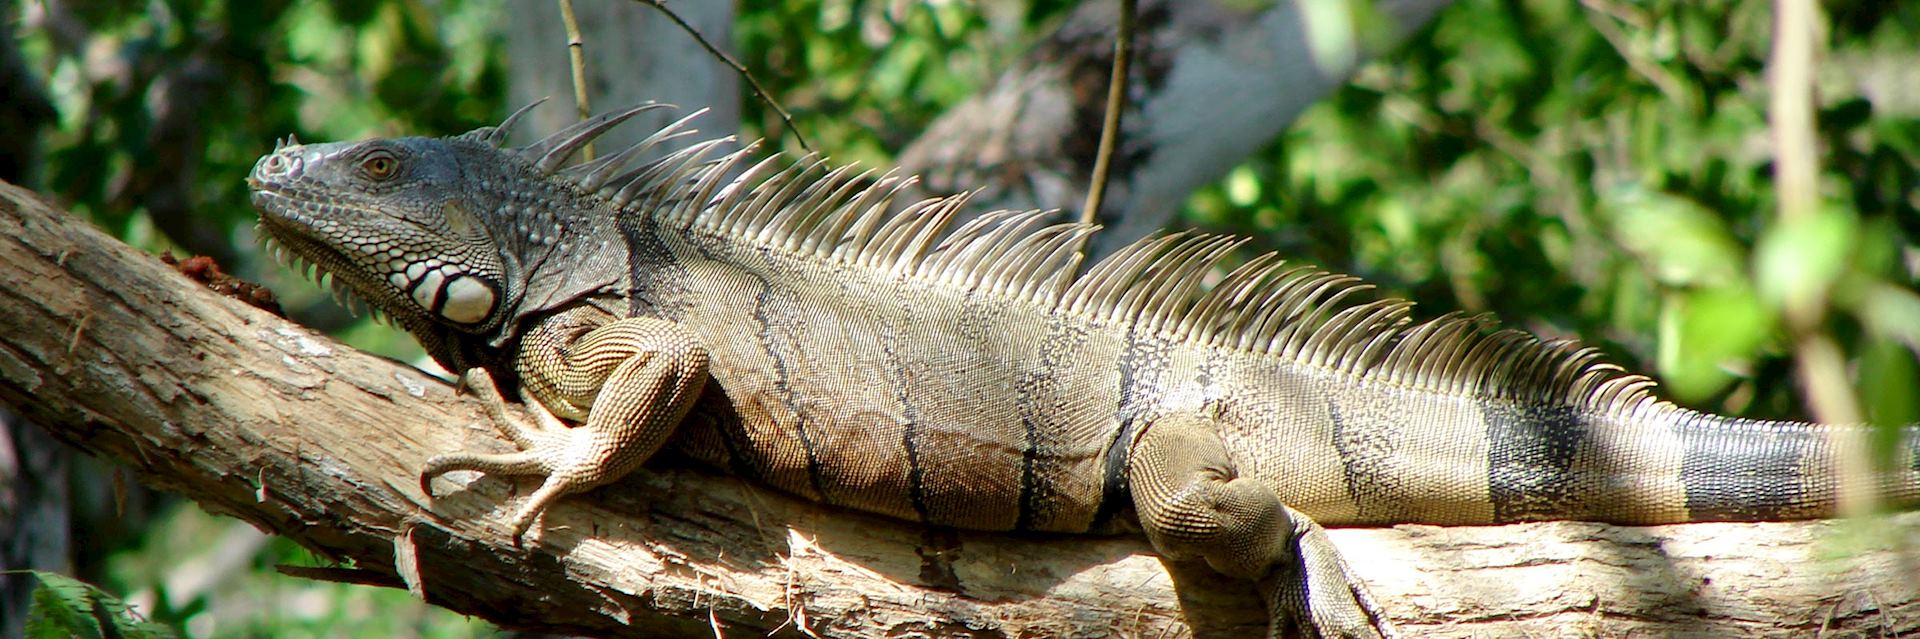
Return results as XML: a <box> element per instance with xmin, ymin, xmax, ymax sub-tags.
<box><xmin>1</xmin><ymin>181</ymin><xmax>1915</xmax><ymax>637</ymax></box>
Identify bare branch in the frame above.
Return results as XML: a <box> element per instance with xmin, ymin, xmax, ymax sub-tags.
<box><xmin>1078</xmin><ymin>0</ymin><xmax>1135</xmax><ymax>227</ymax></box>
<box><xmin>558</xmin><ymin>0</ymin><xmax>595</xmax><ymax>160</ymax></box>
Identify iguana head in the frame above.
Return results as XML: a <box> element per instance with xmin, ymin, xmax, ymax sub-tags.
<box><xmin>247</xmin><ymin>104</ymin><xmax>687</xmax><ymax>370</ymax></box>
<box><xmin>248</xmin><ymin>133</ymin><xmax>516</xmax><ymax>342</ymax></box>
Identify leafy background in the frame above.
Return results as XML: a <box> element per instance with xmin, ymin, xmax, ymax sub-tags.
<box><xmin>10</xmin><ymin>0</ymin><xmax>1918</xmax><ymax>636</ymax></box>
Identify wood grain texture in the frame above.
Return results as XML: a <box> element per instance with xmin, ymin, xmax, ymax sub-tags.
<box><xmin>1</xmin><ymin>180</ymin><xmax>1915</xmax><ymax>637</ymax></box>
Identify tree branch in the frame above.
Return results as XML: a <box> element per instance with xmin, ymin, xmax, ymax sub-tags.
<box><xmin>1</xmin><ymin>181</ymin><xmax>1915</xmax><ymax>637</ymax></box>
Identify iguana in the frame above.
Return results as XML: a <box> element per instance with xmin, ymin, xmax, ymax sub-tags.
<box><xmin>246</xmin><ymin>103</ymin><xmax>1920</xmax><ymax>638</ymax></box>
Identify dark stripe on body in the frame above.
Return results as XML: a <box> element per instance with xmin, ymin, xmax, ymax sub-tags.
<box><xmin>900</xmin><ymin>421</ymin><xmax>929</xmax><ymax>521</ymax></box>
<box><xmin>1484</xmin><ymin>401</ymin><xmax>1584</xmax><ymax>522</ymax></box>
<box><xmin>1090</xmin><ymin>326</ymin><xmax>1166</xmax><ymax>530</ymax></box>
<box><xmin>620</xmin><ymin>217</ymin><xmax>653</xmax><ymax>318</ymax></box>
<box><xmin>1327</xmin><ymin>398</ymin><xmax>1403</xmax><ymax>521</ymax></box>
<box><xmin>1679</xmin><ymin>414</ymin><xmax>1822</xmax><ymax>520</ymax></box>
<box><xmin>742</xmin><ymin>250</ymin><xmax>829</xmax><ymax>502</ymax></box>
<box><xmin>703</xmin><ymin>389</ymin><xmax>760</xmax><ymax>479</ymax></box>
<box><xmin>619</xmin><ymin>218</ymin><xmax>683</xmax><ymax>319</ymax></box>
<box><xmin>1090</xmin><ymin>415</ymin><xmax>1137</xmax><ymax>530</ymax></box>
<box><xmin>1010</xmin><ymin>318</ymin><xmax>1071</xmax><ymax>531</ymax></box>
<box><xmin>879</xmin><ymin>321</ymin><xmax>931</xmax><ymax>522</ymax></box>
<box><xmin>1013</xmin><ymin>412</ymin><xmax>1043</xmax><ymax>530</ymax></box>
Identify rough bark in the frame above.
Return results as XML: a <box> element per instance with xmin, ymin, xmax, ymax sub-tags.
<box><xmin>1</xmin><ymin>181</ymin><xmax>1916</xmax><ymax>638</ymax></box>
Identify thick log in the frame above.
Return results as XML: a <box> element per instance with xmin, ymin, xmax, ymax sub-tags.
<box><xmin>0</xmin><ymin>181</ymin><xmax>1914</xmax><ymax>638</ymax></box>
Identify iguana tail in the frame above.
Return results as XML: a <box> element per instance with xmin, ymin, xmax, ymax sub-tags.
<box><xmin>1499</xmin><ymin>407</ymin><xmax>1920</xmax><ymax>524</ymax></box>
<box><xmin>1254</xmin><ymin>379</ymin><xmax>1920</xmax><ymax>526</ymax></box>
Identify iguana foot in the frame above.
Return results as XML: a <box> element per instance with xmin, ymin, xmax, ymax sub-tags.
<box><xmin>420</xmin><ymin>394</ymin><xmax>604</xmax><ymax>543</ymax></box>
<box><xmin>1128</xmin><ymin>412</ymin><xmax>1395</xmax><ymax>639</ymax></box>
<box><xmin>1261</xmin><ymin>510</ymin><xmax>1396</xmax><ymax>639</ymax></box>
<box><xmin>454</xmin><ymin>367</ymin><xmax>564</xmax><ymax>448</ymax></box>
<box><xmin>421</xmin><ymin>313</ymin><xmax>709</xmax><ymax>544</ymax></box>
<box><xmin>420</xmin><ymin>367</ymin><xmax>560</xmax><ymax>500</ymax></box>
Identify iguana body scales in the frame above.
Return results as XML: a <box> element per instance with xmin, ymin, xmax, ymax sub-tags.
<box><xmin>247</xmin><ymin>104</ymin><xmax>1920</xmax><ymax>638</ymax></box>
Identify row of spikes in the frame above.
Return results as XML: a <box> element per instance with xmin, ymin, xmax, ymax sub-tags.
<box><xmin>1052</xmin><ymin>231</ymin><xmax>1674</xmax><ymax>414</ymax></box>
<box><xmin>479</xmin><ymin>103</ymin><xmax>1680</xmax><ymax>418</ymax></box>
<box><xmin>476</xmin><ymin>102</ymin><xmax>1101</xmax><ymax>307</ymax></box>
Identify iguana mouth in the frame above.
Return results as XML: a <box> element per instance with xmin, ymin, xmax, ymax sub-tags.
<box><xmin>250</xmin><ymin>191</ymin><xmax>391</xmax><ymax>323</ymax></box>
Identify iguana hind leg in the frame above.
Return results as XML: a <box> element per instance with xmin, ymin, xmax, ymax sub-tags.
<box><xmin>422</xmin><ymin>311</ymin><xmax>708</xmax><ymax>542</ymax></box>
<box><xmin>1129</xmin><ymin>413</ymin><xmax>1393</xmax><ymax>639</ymax></box>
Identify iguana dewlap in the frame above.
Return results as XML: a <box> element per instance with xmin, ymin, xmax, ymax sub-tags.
<box><xmin>247</xmin><ymin>104</ymin><xmax>1920</xmax><ymax>639</ymax></box>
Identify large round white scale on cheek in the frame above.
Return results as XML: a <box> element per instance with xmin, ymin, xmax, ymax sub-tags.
<box><xmin>438</xmin><ymin>276</ymin><xmax>495</xmax><ymax>324</ymax></box>
<box><xmin>405</xmin><ymin>268</ymin><xmax>495</xmax><ymax>324</ymax></box>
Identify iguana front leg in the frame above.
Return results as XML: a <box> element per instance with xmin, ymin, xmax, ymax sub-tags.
<box><xmin>1129</xmin><ymin>413</ymin><xmax>1394</xmax><ymax>639</ymax></box>
<box><xmin>422</xmin><ymin>308</ymin><xmax>708</xmax><ymax>541</ymax></box>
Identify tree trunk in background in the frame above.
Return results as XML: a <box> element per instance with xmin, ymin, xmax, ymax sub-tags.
<box><xmin>0</xmin><ymin>5</ymin><xmax>67</xmax><ymax>634</ymax></box>
<box><xmin>502</xmin><ymin>0</ymin><xmax>1452</xmax><ymax>260</ymax></box>
<box><xmin>504</xmin><ymin>0</ymin><xmax>740</xmax><ymax>149</ymax></box>
<box><xmin>895</xmin><ymin>0</ymin><xmax>1454</xmax><ymax>259</ymax></box>
<box><xmin>0</xmin><ymin>410</ymin><xmax>70</xmax><ymax>639</ymax></box>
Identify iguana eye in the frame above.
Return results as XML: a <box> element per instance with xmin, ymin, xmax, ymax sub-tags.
<box><xmin>361</xmin><ymin>153</ymin><xmax>399</xmax><ymax>180</ymax></box>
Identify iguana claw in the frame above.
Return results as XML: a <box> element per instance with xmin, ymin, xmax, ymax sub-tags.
<box><xmin>1262</xmin><ymin>513</ymin><xmax>1397</xmax><ymax>639</ymax></box>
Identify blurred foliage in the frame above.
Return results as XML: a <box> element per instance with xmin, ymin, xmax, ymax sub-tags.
<box><xmin>12</xmin><ymin>0</ymin><xmax>1920</xmax><ymax>636</ymax></box>
<box><xmin>1190</xmin><ymin>0</ymin><xmax>1920</xmax><ymax>424</ymax></box>
<box><xmin>736</xmin><ymin>0</ymin><xmax>1078</xmax><ymax>161</ymax></box>
<box><xmin>94</xmin><ymin>505</ymin><xmax>496</xmax><ymax>638</ymax></box>
<box><xmin>22</xmin><ymin>0</ymin><xmax>503</xmax><ymax>359</ymax></box>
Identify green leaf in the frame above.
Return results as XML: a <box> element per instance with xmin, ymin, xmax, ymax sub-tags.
<box><xmin>1754</xmin><ymin>206</ymin><xmax>1857</xmax><ymax>313</ymax></box>
<box><xmin>1606</xmin><ymin>185</ymin><xmax>1747</xmax><ymax>287</ymax></box>
<box><xmin>25</xmin><ymin>572</ymin><xmax>104</xmax><ymax>639</ymax></box>
<box><xmin>1859</xmin><ymin>282</ymin><xmax>1920</xmax><ymax>350</ymax></box>
<box><xmin>1225</xmin><ymin>165</ymin><xmax>1262</xmax><ymax>207</ymax></box>
<box><xmin>24</xmin><ymin>571</ymin><xmax>180</xmax><ymax>639</ymax></box>
<box><xmin>1657</xmin><ymin>285</ymin><xmax>1774</xmax><ymax>401</ymax></box>
<box><xmin>1860</xmin><ymin>335</ymin><xmax>1920</xmax><ymax>468</ymax></box>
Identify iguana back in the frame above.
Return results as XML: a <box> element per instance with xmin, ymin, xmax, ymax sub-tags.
<box><xmin>586</xmin><ymin>118</ymin><xmax>1920</xmax><ymax>532</ymax></box>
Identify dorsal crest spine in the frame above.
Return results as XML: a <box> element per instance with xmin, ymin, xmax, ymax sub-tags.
<box><xmin>493</xmin><ymin>103</ymin><xmax>1681</xmax><ymax>421</ymax></box>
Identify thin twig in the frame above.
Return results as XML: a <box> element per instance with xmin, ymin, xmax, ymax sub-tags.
<box><xmin>1080</xmin><ymin>0</ymin><xmax>1136</xmax><ymax>226</ymax></box>
<box><xmin>1770</xmin><ymin>0</ymin><xmax>1818</xmax><ymax>228</ymax></box>
<box><xmin>626</xmin><ymin>0</ymin><xmax>811</xmax><ymax>151</ymax></box>
<box><xmin>1768</xmin><ymin>0</ymin><xmax>1872</xmax><ymax>516</ymax></box>
<box><xmin>558</xmin><ymin>0</ymin><xmax>594</xmax><ymax>160</ymax></box>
